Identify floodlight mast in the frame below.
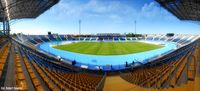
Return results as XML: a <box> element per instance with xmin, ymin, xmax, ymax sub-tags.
<box><xmin>79</xmin><ymin>19</ymin><xmax>81</xmax><ymax>35</ymax></box>
<box><xmin>134</xmin><ymin>20</ymin><xmax>136</xmax><ymax>37</ymax></box>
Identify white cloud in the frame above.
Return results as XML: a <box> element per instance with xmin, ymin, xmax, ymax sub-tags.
<box><xmin>48</xmin><ymin>0</ymin><xmax>136</xmax><ymax>20</ymax></box>
<box><xmin>86</xmin><ymin>0</ymin><xmax>121</xmax><ymax>14</ymax></box>
<box><xmin>49</xmin><ymin>0</ymin><xmax>176</xmax><ymax>22</ymax></box>
<box><xmin>138</xmin><ymin>2</ymin><xmax>177</xmax><ymax>21</ymax></box>
<box><xmin>140</xmin><ymin>2</ymin><xmax>159</xmax><ymax>17</ymax></box>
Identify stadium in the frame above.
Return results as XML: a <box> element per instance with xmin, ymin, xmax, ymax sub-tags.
<box><xmin>0</xmin><ymin>0</ymin><xmax>200</xmax><ymax>91</ymax></box>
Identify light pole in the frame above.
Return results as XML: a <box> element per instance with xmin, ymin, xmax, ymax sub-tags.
<box><xmin>79</xmin><ymin>19</ymin><xmax>81</xmax><ymax>35</ymax></box>
<box><xmin>134</xmin><ymin>20</ymin><xmax>137</xmax><ymax>37</ymax></box>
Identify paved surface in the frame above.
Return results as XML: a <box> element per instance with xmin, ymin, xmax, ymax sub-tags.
<box><xmin>3</xmin><ymin>46</ymin><xmax>16</xmax><ymax>87</ymax></box>
<box><xmin>103</xmin><ymin>76</ymin><xmax>135</xmax><ymax>91</ymax></box>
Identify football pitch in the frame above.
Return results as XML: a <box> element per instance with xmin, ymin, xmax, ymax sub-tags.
<box><xmin>53</xmin><ymin>42</ymin><xmax>163</xmax><ymax>55</ymax></box>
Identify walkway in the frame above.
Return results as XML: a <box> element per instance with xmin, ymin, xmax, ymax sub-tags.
<box><xmin>3</xmin><ymin>45</ymin><xmax>16</xmax><ymax>87</ymax></box>
<box><xmin>103</xmin><ymin>76</ymin><xmax>135</xmax><ymax>91</ymax></box>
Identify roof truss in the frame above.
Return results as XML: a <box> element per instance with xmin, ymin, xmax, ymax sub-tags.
<box><xmin>0</xmin><ymin>0</ymin><xmax>59</xmax><ymax>22</ymax></box>
<box><xmin>156</xmin><ymin>0</ymin><xmax>200</xmax><ymax>21</ymax></box>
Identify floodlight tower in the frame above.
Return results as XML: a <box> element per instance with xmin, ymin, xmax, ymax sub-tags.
<box><xmin>79</xmin><ymin>19</ymin><xmax>81</xmax><ymax>35</ymax></box>
<box><xmin>134</xmin><ymin>20</ymin><xmax>137</xmax><ymax>36</ymax></box>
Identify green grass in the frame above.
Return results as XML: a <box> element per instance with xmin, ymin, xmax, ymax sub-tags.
<box><xmin>53</xmin><ymin>42</ymin><xmax>163</xmax><ymax>55</ymax></box>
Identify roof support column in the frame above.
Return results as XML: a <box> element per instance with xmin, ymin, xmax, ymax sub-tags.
<box><xmin>6</xmin><ymin>20</ymin><xmax>10</xmax><ymax>37</ymax></box>
<box><xmin>2</xmin><ymin>20</ymin><xmax>5</xmax><ymax>35</ymax></box>
<box><xmin>2</xmin><ymin>20</ymin><xmax>10</xmax><ymax>38</ymax></box>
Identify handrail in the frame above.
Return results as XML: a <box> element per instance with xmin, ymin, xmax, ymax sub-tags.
<box><xmin>95</xmin><ymin>73</ymin><xmax>107</xmax><ymax>91</ymax></box>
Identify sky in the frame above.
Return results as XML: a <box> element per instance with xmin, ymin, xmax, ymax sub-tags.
<box><xmin>10</xmin><ymin>0</ymin><xmax>200</xmax><ymax>35</ymax></box>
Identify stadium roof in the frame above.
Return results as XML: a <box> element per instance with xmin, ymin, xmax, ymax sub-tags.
<box><xmin>156</xmin><ymin>0</ymin><xmax>200</xmax><ymax>21</ymax></box>
<box><xmin>0</xmin><ymin>0</ymin><xmax>59</xmax><ymax>22</ymax></box>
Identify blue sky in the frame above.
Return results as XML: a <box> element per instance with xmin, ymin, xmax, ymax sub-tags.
<box><xmin>10</xmin><ymin>0</ymin><xmax>200</xmax><ymax>35</ymax></box>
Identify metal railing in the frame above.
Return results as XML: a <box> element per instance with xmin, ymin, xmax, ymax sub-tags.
<box><xmin>95</xmin><ymin>73</ymin><xmax>107</xmax><ymax>91</ymax></box>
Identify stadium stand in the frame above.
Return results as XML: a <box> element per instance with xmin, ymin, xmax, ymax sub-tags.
<box><xmin>59</xmin><ymin>35</ymin><xmax>67</xmax><ymax>41</ymax></box>
<box><xmin>14</xmin><ymin>47</ymin><xmax>28</xmax><ymax>90</ymax></box>
<box><xmin>31</xmin><ymin>35</ymin><xmax>44</xmax><ymax>43</ymax></box>
<box><xmin>0</xmin><ymin>40</ymin><xmax>9</xmax><ymax>81</ymax></box>
<box><xmin>120</xmin><ymin>38</ymin><xmax>200</xmax><ymax>89</ymax></box>
<box><xmin>12</xmin><ymin>41</ymin><xmax>106</xmax><ymax>91</ymax></box>
<box><xmin>38</xmin><ymin>35</ymin><xmax>49</xmax><ymax>42</ymax></box>
<box><xmin>9</xmin><ymin>41</ymin><xmax>106</xmax><ymax>91</ymax></box>
<box><xmin>18</xmin><ymin>34</ymin><xmax>198</xmax><ymax>49</ymax></box>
